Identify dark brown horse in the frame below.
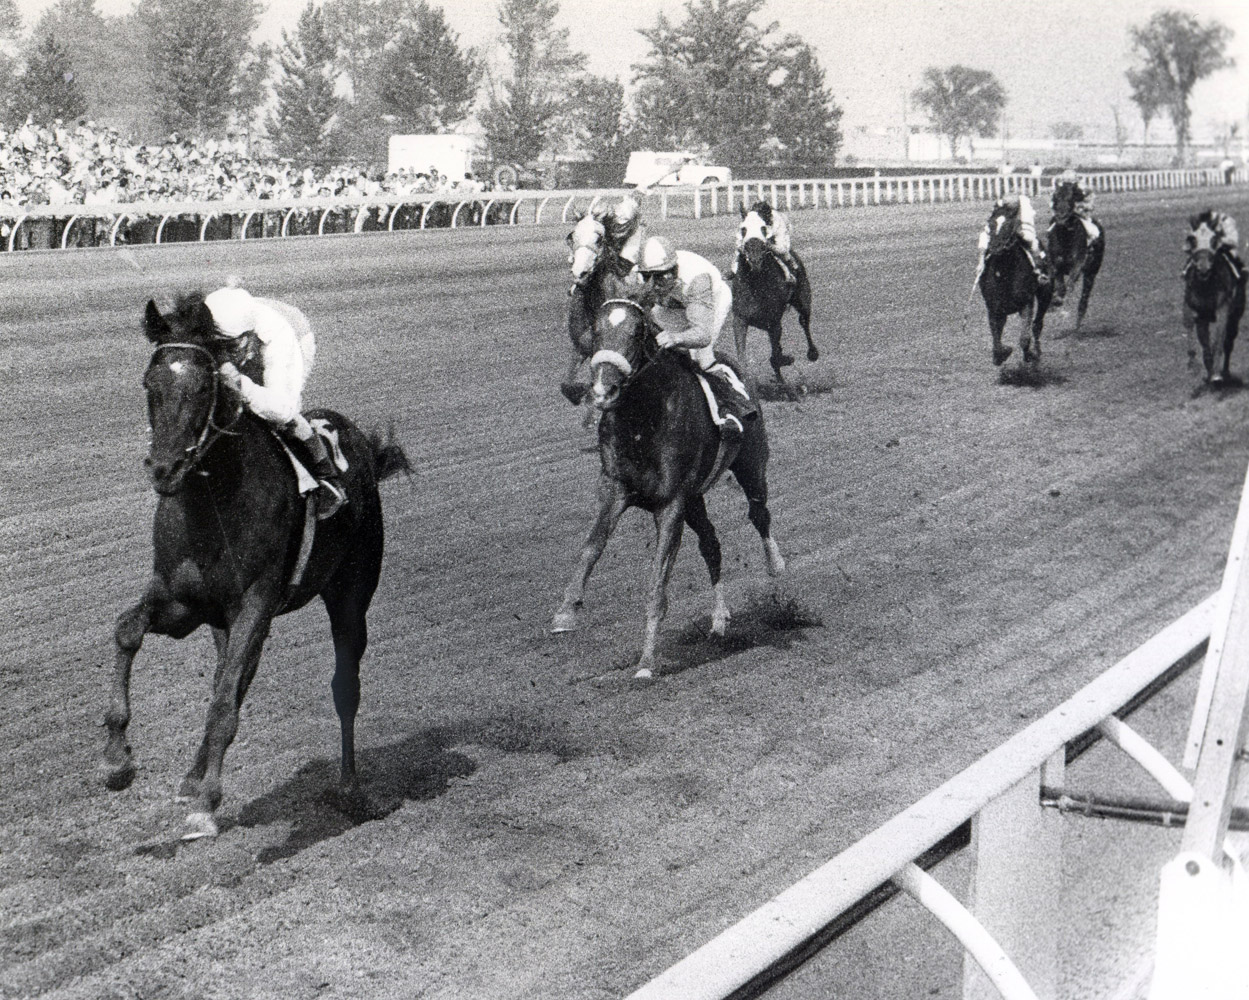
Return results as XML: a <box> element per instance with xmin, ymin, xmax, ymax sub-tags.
<box><xmin>562</xmin><ymin>208</ymin><xmax>638</xmax><ymax>403</ymax></box>
<box><xmin>551</xmin><ymin>298</ymin><xmax>785</xmax><ymax>677</ymax></box>
<box><xmin>731</xmin><ymin>202</ymin><xmax>818</xmax><ymax>381</ymax></box>
<box><xmin>104</xmin><ymin>295</ymin><xmax>410</xmax><ymax>839</ymax></box>
<box><xmin>1183</xmin><ymin>211</ymin><xmax>1247</xmax><ymax>384</ymax></box>
<box><xmin>1047</xmin><ymin>181</ymin><xmax>1105</xmax><ymax>330</ymax></box>
<box><xmin>979</xmin><ymin>200</ymin><xmax>1053</xmax><ymax>365</ymax></box>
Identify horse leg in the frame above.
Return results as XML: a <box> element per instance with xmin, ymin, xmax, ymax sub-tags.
<box><xmin>730</xmin><ymin>429</ymin><xmax>785</xmax><ymax>577</ymax></box>
<box><xmin>323</xmin><ymin>579</ymin><xmax>377</xmax><ymax>799</ymax></box>
<box><xmin>181</xmin><ymin>587</ymin><xmax>279</xmax><ymax>840</ymax></box>
<box><xmin>1020</xmin><ymin>301</ymin><xmax>1038</xmax><ymax>363</ymax></box>
<box><xmin>176</xmin><ymin>626</ymin><xmax>229</xmax><ymax>802</ymax></box>
<box><xmin>684</xmin><ymin>494</ymin><xmax>728</xmax><ymax>635</ymax></box>
<box><xmin>796</xmin><ymin>296</ymin><xmax>819</xmax><ymax>362</ymax></box>
<box><xmin>989</xmin><ymin>312</ymin><xmax>1012</xmax><ymax>366</ymax></box>
<box><xmin>552</xmin><ymin>476</ymin><xmax>629</xmax><ymax>633</ymax></box>
<box><xmin>768</xmin><ymin>322</ymin><xmax>794</xmax><ymax>377</ymax></box>
<box><xmin>103</xmin><ymin>599</ymin><xmax>152</xmax><ymax>790</ymax></box>
<box><xmin>636</xmin><ymin>501</ymin><xmax>686</xmax><ymax>678</ymax></box>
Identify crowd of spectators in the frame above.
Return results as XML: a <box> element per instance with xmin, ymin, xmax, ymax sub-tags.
<box><xmin>0</xmin><ymin>118</ymin><xmax>484</xmax><ymax>210</ymax></box>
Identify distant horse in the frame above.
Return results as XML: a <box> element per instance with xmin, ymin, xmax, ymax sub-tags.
<box><xmin>731</xmin><ymin>201</ymin><xmax>818</xmax><ymax>381</ymax></box>
<box><xmin>979</xmin><ymin>200</ymin><xmax>1053</xmax><ymax>366</ymax></box>
<box><xmin>551</xmin><ymin>297</ymin><xmax>785</xmax><ymax>677</ymax></box>
<box><xmin>1047</xmin><ymin>181</ymin><xmax>1105</xmax><ymax>330</ymax></box>
<box><xmin>104</xmin><ymin>294</ymin><xmax>410</xmax><ymax>839</ymax></box>
<box><xmin>1183</xmin><ymin>211</ymin><xmax>1247</xmax><ymax>384</ymax></box>
<box><xmin>562</xmin><ymin>208</ymin><xmax>638</xmax><ymax>403</ymax></box>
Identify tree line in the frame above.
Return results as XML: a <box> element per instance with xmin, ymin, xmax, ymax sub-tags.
<box><xmin>0</xmin><ymin>0</ymin><xmax>843</xmax><ymax>172</ymax></box>
<box><xmin>910</xmin><ymin>8</ymin><xmax>1237</xmax><ymax>166</ymax></box>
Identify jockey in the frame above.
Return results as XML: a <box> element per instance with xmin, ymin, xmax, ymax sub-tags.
<box><xmin>1193</xmin><ymin>210</ymin><xmax>1244</xmax><ymax>273</ymax></box>
<box><xmin>978</xmin><ymin>192</ymin><xmax>1048</xmax><ymax>284</ymax></box>
<box><xmin>635</xmin><ymin>236</ymin><xmax>757</xmax><ymax>444</ymax></box>
<box><xmin>1052</xmin><ymin>168</ymin><xmax>1101</xmax><ymax>243</ymax></box>
<box><xmin>601</xmin><ymin>192</ymin><xmax>644</xmax><ymax>269</ymax></box>
<box><xmin>205</xmin><ymin>286</ymin><xmax>347</xmax><ymax>519</ymax></box>
<box><xmin>732</xmin><ymin>204</ymin><xmax>799</xmax><ymax>284</ymax></box>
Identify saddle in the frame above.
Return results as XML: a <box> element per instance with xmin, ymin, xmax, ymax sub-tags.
<box><xmin>690</xmin><ymin>358</ymin><xmax>755</xmax><ymax>493</ymax></box>
<box><xmin>274</xmin><ymin>419</ymin><xmax>350</xmax><ymax>593</ymax></box>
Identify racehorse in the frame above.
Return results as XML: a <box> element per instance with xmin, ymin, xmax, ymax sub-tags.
<box><xmin>1183</xmin><ymin>211</ymin><xmax>1247</xmax><ymax>384</ymax></box>
<box><xmin>1047</xmin><ymin>180</ymin><xmax>1105</xmax><ymax>330</ymax></box>
<box><xmin>563</xmin><ymin>208</ymin><xmax>638</xmax><ymax>403</ymax></box>
<box><xmin>104</xmin><ymin>294</ymin><xmax>410</xmax><ymax>840</ymax></box>
<box><xmin>551</xmin><ymin>297</ymin><xmax>786</xmax><ymax>678</ymax></box>
<box><xmin>730</xmin><ymin>202</ymin><xmax>818</xmax><ymax>381</ymax></box>
<box><xmin>979</xmin><ymin>200</ymin><xmax>1053</xmax><ymax>366</ymax></box>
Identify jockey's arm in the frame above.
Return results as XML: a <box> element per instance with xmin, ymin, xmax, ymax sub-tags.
<box><xmin>221</xmin><ymin>333</ymin><xmax>305</xmax><ymax>426</ymax></box>
<box><xmin>659</xmin><ymin>274</ymin><xmax>716</xmax><ymax>349</ymax></box>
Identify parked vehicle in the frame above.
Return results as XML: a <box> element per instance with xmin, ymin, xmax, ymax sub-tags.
<box><xmin>623</xmin><ymin>151</ymin><xmax>732</xmax><ymax>188</ymax></box>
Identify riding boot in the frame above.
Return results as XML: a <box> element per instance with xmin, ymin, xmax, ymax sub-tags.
<box><xmin>704</xmin><ymin>365</ymin><xmax>758</xmax><ymax>449</ymax></box>
<box><xmin>303</xmin><ymin>432</ymin><xmax>347</xmax><ymax>520</ymax></box>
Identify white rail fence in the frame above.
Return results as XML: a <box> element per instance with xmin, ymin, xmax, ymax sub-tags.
<box><xmin>624</xmin><ymin>594</ymin><xmax>1220</xmax><ymax>1000</ymax></box>
<box><xmin>0</xmin><ymin>166</ymin><xmax>1242</xmax><ymax>253</ymax></box>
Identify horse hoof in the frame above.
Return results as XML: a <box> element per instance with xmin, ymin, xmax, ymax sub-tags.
<box><xmin>182</xmin><ymin>812</ymin><xmax>219</xmax><ymax>841</ymax></box>
<box><xmin>992</xmin><ymin>346</ymin><xmax>1013</xmax><ymax>366</ymax></box>
<box><xmin>807</xmin><ymin>347</ymin><xmax>819</xmax><ymax>362</ymax></box>
<box><xmin>633</xmin><ymin>666</ymin><xmax>655</xmax><ymax>681</ymax></box>
<box><xmin>711</xmin><ymin>613</ymin><xmax>731</xmax><ymax>637</ymax></box>
<box><xmin>550</xmin><ymin>610</ymin><xmax>578</xmax><ymax>633</ymax></box>
<box><xmin>776</xmin><ymin>353</ymin><xmax>795</xmax><ymax>368</ymax></box>
<box><xmin>765</xmin><ymin>539</ymin><xmax>786</xmax><ymax>577</ymax></box>
<box><xmin>102</xmin><ymin>762</ymin><xmax>136</xmax><ymax>791</ymax></box>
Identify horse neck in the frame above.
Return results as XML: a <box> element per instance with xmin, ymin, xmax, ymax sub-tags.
<box><xmin>188</xmin><ymin>414</ymin><xmax>278</xmax><ymax>505</ymax></box>
<box><xmin>604</xmin><ymin>354</ymin><xmax>702</xmax><ymax>463</ymax></box>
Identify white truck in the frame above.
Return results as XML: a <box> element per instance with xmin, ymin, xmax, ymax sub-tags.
<box><xmin>623</xmin><ymin>151</ymin><xmax>732</xmax><ymax>189</ymax></box>
<box><xmin>387</xmin><ymin>134</ymin><xmax>476</xmax><ymax>183</ymax></box>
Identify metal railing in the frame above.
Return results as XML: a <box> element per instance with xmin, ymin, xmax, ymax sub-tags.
<box><xmin>624</xmin><ymin>594</ymin><xmax>1218</xmax><ymax>1000</ymax></box>
<box><xmin>0</xmin><ymin>167</ymin><xmax>1241</xmax><ymax>252</ymax></box>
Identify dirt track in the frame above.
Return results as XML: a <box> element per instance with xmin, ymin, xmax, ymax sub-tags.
<box><xmin>3</xmin><ymin>186</ymin><xmax>1249</xmax><ymax>999</ymax></box>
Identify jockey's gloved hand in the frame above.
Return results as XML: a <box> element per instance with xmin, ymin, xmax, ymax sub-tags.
<box><xmin>218</xmin><ymin>361</ymin><xmax>242</xmax><ymax>390</ymax></box>
<box><xmin>655</xmin><ymin>328</ymin><xmax>679</xmax><ymax>350</ymax></box>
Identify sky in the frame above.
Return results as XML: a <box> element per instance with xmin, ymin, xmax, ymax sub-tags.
<box><xmin>12</xmin><ymin>0</ymin><xmax>1249</xmax><ymax>142</ymax></box>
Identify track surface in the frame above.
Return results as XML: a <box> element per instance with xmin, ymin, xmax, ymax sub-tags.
<box><xmin>3</xmin><ymin>187</ymin><xmax>1249</xmax><ymax>999</ymax></box>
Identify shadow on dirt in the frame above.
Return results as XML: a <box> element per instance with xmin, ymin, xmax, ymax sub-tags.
<box><xmin>1189</xmin><ymin>374</ymin><xmax>1246</xmax><ymax>399</ymax></box>
<box><xmin>1065</xmin><ymin>322</ymin><xmax>1118</xmax><ymax>341</ymax></box>
<box><xmin>657</xmin><ymin>587</ymin><xmax>823</xmax><ymax>678</ymax></box>
<box><xmin>755</xmin><ymin>372</ymin><xmax>836</xmax><ymax>403</ymax></box>
<box><xmin>997</xmin><ymin>365</ymin><xmax>1068</xmax><ymax>389</ymax></box>
<box><xmin>136</xmin><ymin>714</ymin><xmax>587</xmax><ymax>864</ymax></box>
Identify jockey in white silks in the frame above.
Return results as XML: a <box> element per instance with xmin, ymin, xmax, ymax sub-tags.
<box><xmin>205</xmin><ymin>286</ymin><xmax>346</xmax><ymax>519</ymax></box>
<box><xmin>732</xmin><ymin>203</ymin><xmax>799</xmax><ymax>284</ymax></box>
<box><xmin>977</xmin><ymin>192</ymin><xmax>1048</xmax><ymax>283</ymax></box>
<box><xmin>635</xmin><ymin>236</ymin><xmax>756</xmax><ymax>442</ymax></box>
<box><xmin>1053</xmin><ymin>168</ymin><xmax>1102</xmax><ymax>243</ymax></box>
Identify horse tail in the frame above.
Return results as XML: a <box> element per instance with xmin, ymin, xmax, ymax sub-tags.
<box><xmin>368</xmin><ymin>424</ymin><xmax>412</xmax><ymax>482</ymax></box>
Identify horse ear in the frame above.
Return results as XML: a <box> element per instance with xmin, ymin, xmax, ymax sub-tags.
<box><xmin>144</xmin><ymin>299</ymin><xmax>170</xmax><ymax>343</ymax></box>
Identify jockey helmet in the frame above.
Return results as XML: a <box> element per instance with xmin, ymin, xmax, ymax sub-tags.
<box><xmin>204</xmin><ymin>287</ymin><xmax>257</xmax><ymax>339</ymax></box>
<box><xmin>638</xmin><ymin>236</ymin><xmax>678</xmax><ymax>274</ymax></box>
<box><xmin>1059</xmin><ymin>168</ymin><xmax>1079</xmax><ymax>183</ymax></box>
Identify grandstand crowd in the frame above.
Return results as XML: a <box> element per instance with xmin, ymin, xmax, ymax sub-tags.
<box><xmin>0</xmin><ymin>118</ymin><xmax>482</xmax><ymax>209</ymax></box>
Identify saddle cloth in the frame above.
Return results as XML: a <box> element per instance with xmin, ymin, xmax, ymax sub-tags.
<box><xmin>276</xmin><ymin>418</ymin><xmax>349</xmax><ymax>495</ymax></box>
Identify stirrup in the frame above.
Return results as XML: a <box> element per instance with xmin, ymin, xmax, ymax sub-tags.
<box><xmin>315</xmin><ymin>479</ymin><xmax>347</xmax><ymax>520</ymax></box>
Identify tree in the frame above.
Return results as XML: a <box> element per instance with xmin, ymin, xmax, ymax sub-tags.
<box><xmin>567</xmin><ymin>73</ymin><xmax>633</xmax><ymax>163</ymax></box>
<box><xmin>0</xmin><ymin>0</ymin><xmax>24</xmax><ymax>126</ymax></box>
<box><xmin>1127</xmin><ymin>9</ymin><xmax>1234</xmax><ymax>161</ymax></box>
<box><xmin>136</xmin><ymin>0</ymin><xmax>265</xmax><ymax>135</ymax></box>
<box><xmin>1126</xmin><ymin>63</ymin><xmax>1166</xmax><ymax>143</ymax></box>
<box><xmin>911</xmin><ymin>64</ymin><xmax>1006</xmax><ymax>161</ymax></box>
<box><xmin>268</xmin><ymin>2</ymin><xmax>344</xmax><ymax>162</ymax></box>
<box><xmin>630</xmin><ymin>0</ymin><xmax>843</xmax><ymax>166</ymax></box>
<box><xmin>15</xmin><ymin>31</ymin><xmax>87</xmax><ymax>123</ymax></box>
<box><xmin>768</xmin><ymin>38</ymin><xmax>842</xmax><ymax>166</ymax></box>
<box><xmin>375</xmin><ymin>1</ymin><xmax>480</xmax><ymax>133</ymax></box>
<box><xmin>632</xmin><ymin>0</ymin><xmax>780</xmax><ymax>159</ymax></box>
<box><xmin>479</xmin><ymin>0</ymin><xmax>587</xmax><ymax>165</ymax></box>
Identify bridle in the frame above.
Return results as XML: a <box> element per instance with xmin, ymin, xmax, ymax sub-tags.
<box><xmin>590</xmin><ymin>298</ymin><xmax>654</xmax><ymax>377</ymax></box>
<box><xmin>148</xmin><ymin>341</ymin><xmax>245</xmax><ymax>470</ymax></box>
